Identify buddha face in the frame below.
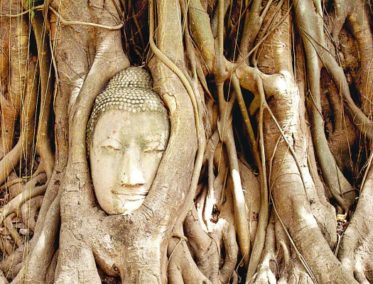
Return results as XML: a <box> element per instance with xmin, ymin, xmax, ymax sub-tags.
<box><xmin>89</xmin><ymin>109</ymin><xmax>169</xmax><ymax>215</ymax></box>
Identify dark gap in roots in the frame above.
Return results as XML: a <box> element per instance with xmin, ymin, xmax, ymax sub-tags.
<box><xmin>122</xmin><ymin>1</ymin><xmax>149</xmax><ymax>66</ymax></box>
<box><xmin>349</xmin><ymin>80</ymin><xmax>361</xmax><ymax>108</ymax></box>
<box><xmin>232</xmin><ymin>92</ymin><xmax>258</xmax><ymax>173</ymax></box>
<box><xmin>351</xmin><ymin>136</ymin><xmax>370</xmax><ymax>187</ymax></box>
<box><xmin>0</xmin><ymin>187</ymin><xmax>8</xmax><ymax>206</ymax></box>
<box><xmin>206</xmin><ymin>74</ymin><xmax>218</xmax><ymax>101</ymax></box>
<box><xmin>49</xmin><ymin>106</ymin><xmax>56</xmax><ymax>155</ymax></box>
<box><xmin>29</xmin><ymin>26</ymin><xmax>38</xmax><ymax>56</ymax></box>
<box><xmin>324</xmin><ymin>0</ymin><xmax>334</xmax><ymax>14</ymax></box>
<box><xmin>225</xmin><ymin>1</ymin><xmax>246</xmax><ymax>61</ymax></box>
<box><xmin>237</xmin><ymin>251</ymin><xmax>248</xmax><ymax>284</ymax></box>
<box><xmin>97</xmin><ymin>267</ymin><xmax>121</xmax><ymax>284</ymax></box>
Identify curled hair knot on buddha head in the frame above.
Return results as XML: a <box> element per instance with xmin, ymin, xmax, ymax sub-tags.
<box><xmin>86</xmin><ymin>67</ymin><xmax>167</xmax><ymax>148</ymax></box>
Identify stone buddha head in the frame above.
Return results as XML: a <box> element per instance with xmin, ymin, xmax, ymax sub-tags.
<box><xmin>87</xmin><ymin>67</ymin><xmax>169</xmax><ymax>215</ymax></box>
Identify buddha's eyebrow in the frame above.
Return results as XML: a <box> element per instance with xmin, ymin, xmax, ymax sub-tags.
<box><xmin>142</xmin><ymin>134</ymin><xmax>167</xmax><ymax>144</ymax></box>
<box><xmin>98</xmin><ymin>136</ymin><xmax>123</xmax><ymax>146</ymax></box>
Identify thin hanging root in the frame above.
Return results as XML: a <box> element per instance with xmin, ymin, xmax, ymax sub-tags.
<box><xmin>212</xmin><ymin>144</ymin><xmax>229</xmax><ymax>207</ymax></box>
<box><xmin>211</xmin><ymin>0</ymin><xmax>230</xmax><ymax>38</ymax></box>
<box><xmin>0</xmin><ymin>97</ymin><xmax>18</xmax><ymax>157</ymax></box>
<box><xmin>31</xmin><ymin>12</ymin><xmax>55</xmax><ymax>178</ymax></box>
<box><xmin>0</xmin><ymin>59</ymin><xmax>38</xmax><ymax>186</ymax></box>
<box><xmin>0</xmin><ymin>174</ymin><xmax>46</xmax><ymax>224</ymax></box>
<box><xmin>4</xmin><ymin>214</ymin><xmax>22</xmax><ymax>248</ymax></box>
<box><xmin>0</xmin><ymin>3</ymin><xmax>29</xmax><ymax>157</ymax></box>
<box><xmin>0</xmin><ymin>4</ymin><xmax>43</xmax><ymax>17</ymax></box>
<box><xmin>48</xmin><ymin>6</ymin><xmax>124</xmax><ymax>30</ymax></box>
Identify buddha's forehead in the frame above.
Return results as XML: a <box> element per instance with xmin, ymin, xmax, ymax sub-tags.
<box><xmin>93</xmin><ymin>109</ymin><xmax>169</xmax><ymax>142</ymax></box>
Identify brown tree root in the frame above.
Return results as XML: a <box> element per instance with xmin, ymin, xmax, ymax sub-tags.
<box><xmin>0</xmin><ymin>0</ymin><xmax>29</xmax><ymax>159</ymax></box>
<box><xmin>11</xmin><ymin>190</ymin><xmax>60</xmax><ymax>284</ymax></box>
<box><xmin>0</xmin><ymin>58</ymin><xmax>38</xmax><ymax>186</ymax></box>
<box><xmin>193</xmin><ymin>148</ymin><xmax>242</xmax><ymax>283</ymax></box>
<box><xmin>240</xmin><ymin>8</ymin><xmax>355</xmax><ymax>278</ymax></box>
<box><xmin>184</xmin><ymin>204</ymin><xmax>239</xmax><ymax>283</ymax></box>
<box><xmin>4</xmin><ymin>215</ymin><xmax>22</xmax><ymax>248</ymax></box>
<box><xmin>294</xmin><ymin>1</ymin><xmax>373</xmax><ymax>141</ymax></box>
<box><xmin>0</xmin><ymin>270</ymin><xmax>9</xmax><ymax>284</ymax></box>
<box><xmin>339</xmin><ymin>163</ymin><xmax>373</xmax><ymax>283</ymax></box>
<box><xmin>331</xmin><ymin>0</ymin><xmax>373</xmax><ymax>118</ymax></box>
<box><xmin>294</xmin><ymin>0</ymin><xmax>354</xmax><ymax>211</ymax></box>
<box><xmin>55</xmin><ymin>0</ymin><xmax>204</xmax><ymax>280</ymax></box>
<box><xmin>45</xmin><ymin>250</ymin><xmax>58</xmax><ymax>284</ymax></box>
<box><xmin>184</xmin><ymin>208</ymin><xmax>219</xmax><ymax>282</ymax></box>
<box><xmin>264</xmin><ymin>74</ymin><xmax>354</xmax><ymax>282</ymax></box>
<box><xmin>322</xmin><ymin>70</ymin><xmax>358</xmax><ymax>177</ymax></box>
<box><xmin>252</xmin><ymin>217</ymin><xmax>276</xmax><ymax>284</ymax></box>
<box><xmin>167</xmin><ymin>237</ymin><xmax>211</xmax><ymax>284</ymax></box>
<box><xmin>0</xmin><ymin>246</ymin><xmax>24</xmax><ymax>280</ymax></box>
<box><xmin>20</xmin><ymin>195</ymin><xmax>43</xmax><ymax>232</ymax></box>
<box><xmin>0</xmin><ymin>174</ymin><xmax>46</xmax><ymax>224</ymax></box>
<box><xmin>31</xmin><ymin>12</ymin><xmax>55</xmax><ymax>179</ymax></box>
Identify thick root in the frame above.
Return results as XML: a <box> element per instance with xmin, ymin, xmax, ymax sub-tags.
<box><xmin>339</xmin><ymin>164</ymin><xmax>373</xmax><ymax>283</ymax></box>
<box><xmin>167</xmin><ymin>237</ymin><xmax>211</xmax><ymax>284</ymax></box>
<box><xmin>20</xmin><ymin>196</ymin><xmax>43</xmax><ymax>232</ymax></box>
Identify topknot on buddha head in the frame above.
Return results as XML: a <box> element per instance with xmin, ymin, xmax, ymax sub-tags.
<box><xmin>87</xmin><ymin>67</ymin><xmax>167</xmax><ymax>146</ymax></box>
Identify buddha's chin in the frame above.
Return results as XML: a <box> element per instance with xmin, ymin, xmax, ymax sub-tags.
<box><xmin>106</xmin><ymin>196</ymin><xmax>145</xmax><ymax>215</ymax></box>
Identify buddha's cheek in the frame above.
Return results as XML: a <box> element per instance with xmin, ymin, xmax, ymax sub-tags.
<box><xmin>90</xmin><ymin>151</ymin><xmax>122</xmax><ymax>214</ymax></box>
<box><xmin>141</xmin><ymin>153</ymin><xmax>163</xmax><ymax>187</ymax></box>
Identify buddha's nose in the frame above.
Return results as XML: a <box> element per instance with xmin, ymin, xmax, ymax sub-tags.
<box><xmin>120</xmin><ymin>147</ymin><xmax>145</xmax><ymax>187</ymax></box>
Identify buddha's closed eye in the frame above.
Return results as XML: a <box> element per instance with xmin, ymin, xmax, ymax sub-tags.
<box><xmin>143</xmin><ymin>139</ymin><xmax>166</xmax><ymax>153</ymax></box>
<box><xmin>144</xmin><ymin>147</ymin><xmax>165</xmax><ymax>153</ymax></box>
<box><xmin>100</xmin><ymin>139</ymin><xmax>122</xmax><ymax>152</ymax></box>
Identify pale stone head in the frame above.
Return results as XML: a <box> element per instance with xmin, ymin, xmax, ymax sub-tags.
<box><xmin>87</xmin><ymin>67</ymin><xmax>169</xmax><ymax>215</ymax></box>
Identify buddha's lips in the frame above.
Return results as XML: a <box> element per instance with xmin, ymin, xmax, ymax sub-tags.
<box><xmin>111</xmin><ymin>188</ymin><xmax>148</xmax><ymax>200</ymax></box>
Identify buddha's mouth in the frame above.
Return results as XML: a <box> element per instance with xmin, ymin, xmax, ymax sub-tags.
<box><xmin>111</xmin><ymin>188</ymin><xmax>148</xmax><ymax>200</ymax></box>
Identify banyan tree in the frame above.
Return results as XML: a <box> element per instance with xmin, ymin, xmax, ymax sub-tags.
<box><xmin>0</xmin><ymin>0</ymin><xmax>372</xmax><ymax>283</ymax></box>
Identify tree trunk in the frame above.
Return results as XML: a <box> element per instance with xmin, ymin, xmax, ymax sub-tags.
<box><xmin>0</xmin><ymin>0</ymin><xmax>372</xmax><ymax>283</ymax></box>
